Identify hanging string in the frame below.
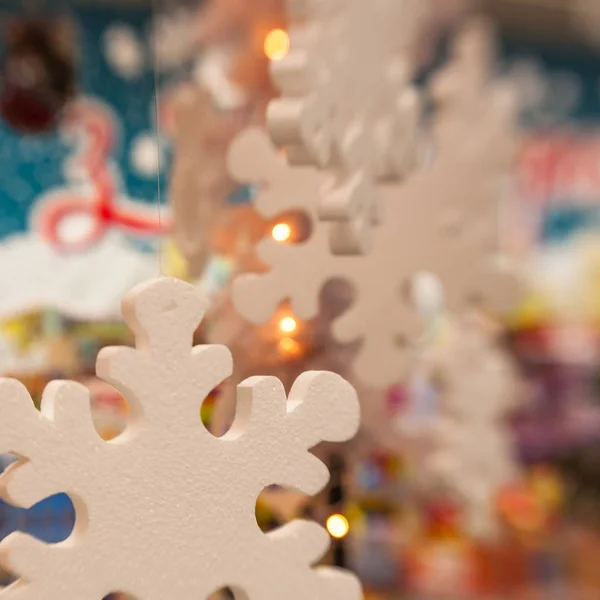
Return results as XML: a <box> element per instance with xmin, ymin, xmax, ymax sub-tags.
<box><xmin>150</xmin><ymin>0</ymin><xmax>164</xmax><ymax>276</ymax></box>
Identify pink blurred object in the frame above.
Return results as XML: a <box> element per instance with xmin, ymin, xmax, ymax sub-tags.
<box><xmin>548</xmin><ymin>321</ymin><xmax>600</xmax><ymax>366</ymax></box>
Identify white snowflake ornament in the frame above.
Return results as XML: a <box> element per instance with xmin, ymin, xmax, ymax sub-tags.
<box><xmin>267</xmin><ymin>0</ymin><xmax>423</xmax><ymax>254</ymax></box>
<box><xmin>412</xmin><ymin>315</ymin><xmax>523</xmax><ymax>540</ymax></box>
<box><xmin>232</xmin><ymin>18</ymin><xmax>522</xmax><ymax>388</ymax></box>
<box><xmin>231</xmin><ymin>121</ymin><xmax>520</xmax><ymax>389</ymax></box>
<box><xmin>0</xmin><ymin>277</ymin><xmax>362</xmax><ymax>599</ymax></box>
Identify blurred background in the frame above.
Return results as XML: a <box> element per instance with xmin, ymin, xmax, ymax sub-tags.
<box><xmin>1</xmin><ymin>0</ymin><xmax>600</xmax><ymax>598</ymax></box>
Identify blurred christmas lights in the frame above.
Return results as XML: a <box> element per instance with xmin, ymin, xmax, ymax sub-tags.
<box><xmin>272</xmin><ymin>222</ymin><xmax>292</xmax><ymax>242</ymax></box>
<box><xmin>326</xmin><ymin>514</ymin><xmax>350</xmax><ymax>539</ymax></box>
<box><xmin>278</xmin><ymin>316</ymin><xmax>297</xmax><ymax>334</ymax></box>
<box><xmin>278</xmin><ymin>336</ymin><xmax>301</xmax><ymax>356</ymax></box>
<box><xmin>264</xmin><ymin>29</ymin><xmax>290</xmax><ymax>61</ymax></box>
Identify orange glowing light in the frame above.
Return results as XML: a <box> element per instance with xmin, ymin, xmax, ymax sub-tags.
<box><xmin>326</xmin><ymin>514</ymin><xmax>350</xmax><ymax>539</ymax></box>
<box><xmin>264</xmin><ymin>29</ymin><xmax>290</xmax><ymax>61</ymax></box>
<box><xmin>279</xmin><ymin>337</ymin><xmax>301</xmax><ymax>355</ymax></box>
<box><xmin>272</xmin><ymin>222</ymin><xmax>292</xmax><ymax>242</ymax></box>
<box><xmin>279</xmin><ymin>316</ymin><xmax>297</xmax><ymax>334</ymax></box>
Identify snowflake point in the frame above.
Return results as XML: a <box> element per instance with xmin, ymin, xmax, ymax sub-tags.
<box><xmin>122</xmin><ymin>277</ymin><xmax>207</xmax><ymax>351</ymax></box>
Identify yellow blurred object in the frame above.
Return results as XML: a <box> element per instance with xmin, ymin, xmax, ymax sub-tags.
<box><xmin>98</xmin><ymin>427</ymin><xmax>122</xmax><ymax>441</ymax></box>
<box><xmin>510</xmin><ymin>292</ymin><xmax>554</xmax><ymax>330</ymax></box>
<box><xmin>0</xmin><ymin>313</ymin><xmax>40</xmax><ymax>351</ymax></box>
<box><xmin>345</xmin><ymin>503</ymin><xmax>366</xmax><ymax>532</ymax></box>
<box><xmin>163</xmin><ymin>239</ymin><xmax>190</xmax><ymax>281</ymax></box>
<box><xmin>432</xmin><ymin>315</ymin><xmax>454</xmax><ymax>348</ymax></box>
<box><xmin>326</xmin><ymin>514</ymin><xmax>350</xmax><ymax>539</ymax></box>
<box><xmin>73</xmin><ymin>322</ymin><xmax>129</xmax><ymax>340</ymax></box>
<box><xmin>529</xmin><ymin>466</ymin><xmax>564</xmax><ymax>515</ymax></box>
<box><xmin>264</xmin><ymin>28</ymin><xmax>290</xmax><ymax>61</ymax></box>
<box><xmin>582</xmin><ymin>246</ymin><xmax>600</xmax><ymax>325</ymax></box>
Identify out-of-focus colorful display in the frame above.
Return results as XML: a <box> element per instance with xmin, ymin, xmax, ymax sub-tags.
<box><xmin>0</xmin><ymin>3</ymin><xmax>176</xmax><ymax>321</ymax></box>
<box><xmin>1</xmin><ymin>2</ymin><xmax>600</xmax><ymax>599</ymax></box>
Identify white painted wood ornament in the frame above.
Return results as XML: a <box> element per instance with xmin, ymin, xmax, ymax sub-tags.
<box><xmin>267</xmin><ymin>0</ymin><xmax>422</xmax><ymax>254</ymax></box>
<box><xmin>406</xmin><ymin>315</ymin><xmax>523</xmax><ymax>540</ymax></box>
<box><xmin>0</xmin><ymin>277</ymin><xmax>363</xmax><ymax>599</ymax></box>
<box><xmin>231</xmin><ymin>19</ymin><xmax>522</xmax><ymax>389</ymax></box>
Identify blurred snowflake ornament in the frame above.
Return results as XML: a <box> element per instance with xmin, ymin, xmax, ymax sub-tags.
<box><xmin>169</xmin><ymin>83</ymin><xmax>247</xmax><ymax>279</ymax></box>
<box><xmin>197</xmin><ymin>0</ymin><xmax>286</xmax><ymax>112</ymax></box>
<box><xmin>409</xmin><ymin>314</ymin><xmax>524</xmax><ymax>540</ymax></box>
<box><xmin>231</xmin><ymin>18</ymin><xmax>522</xmax><ymax>388</ymax></box>
<box><xmin>267</xmin><ymin>0</ymin><xmax>423</xmax><ymax>254</ymax></box>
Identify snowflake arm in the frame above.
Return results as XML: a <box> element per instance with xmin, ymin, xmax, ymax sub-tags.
<box><xmin>228</xmin><ymin>371</ymin><xmax>359</xmax><ymax>494</ymax></box>
<box><xmin>0</xmin><ymin>380</ymin><xmax>98</xmax><ymax>509</ymax></box>
<box><xmin>240</xmin><ymin>522</ymin><xmax>362</xmax><ymax>600</ymax></box>
<box><xmin>0</xmin><ymin>379</ymin><xmax>47</xmax><ymax>462</ymax></box>
<box><xmin>227</xmin><ymin>127</ymin><xmax>325</xmax><ymax>219</ymax></box>
<box><xmin>0</xmin><ymin>380</ymin><xmax>103</xmax><ymax>599</ymax></box>
<box><xmin>233</xmin><ymin>235</ymin><xmax>331</xmax><ymax>323</ymax></box>
<box><xmin>97</xmin><ymin>278</ymin><xmax>233</xmax><ymax>432</ymax></box>
<box><xmin>0</xmin><ymin>535</ymin><xmax>76</xmax><ymax>600</ymax></box>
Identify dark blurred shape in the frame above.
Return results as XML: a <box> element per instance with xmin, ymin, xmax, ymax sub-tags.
<box><xmin>328</xmin><ymin>454</ymin><xmax>346</xmax><ymax>568</ymax></box>
<box><xmin>329</xmin><ymin>454</ymin><xmax>345</xmax><ymax>506</ymax></box>
<box><xmin>0</xmin><ymin>20</ymin><xmax>75</xmax><ymax>133</ymax></box>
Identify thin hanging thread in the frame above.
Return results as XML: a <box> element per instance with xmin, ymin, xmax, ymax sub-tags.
<box><xmin>151</xmin><ymin>0</ymin><xmax>164</xmax><ymax>276</ymax></box>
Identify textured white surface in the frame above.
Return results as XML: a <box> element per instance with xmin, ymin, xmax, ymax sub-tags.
<box><xmin>0</xmin><ymin>231</ymin><xmax>158</xmax><ymax>320</ymax></box>
<box><xmin>267</xmin><ymin>0</ymin><xmax>422</xmax><ymax>254</ymax></box>
<box><xmin>0</xmin><ymin>277</ymin><xmax>362</xmax><ymax>599</ymax></box>
<box><xmin>230</xmin><ymin>122</ymin><xmax>520</xmax><ymax>388</ymax></box>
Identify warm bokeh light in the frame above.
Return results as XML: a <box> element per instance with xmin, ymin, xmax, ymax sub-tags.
<box><xmin>278</xmin><ymin>316</ymin><xmax>297</xmax><ymax>334</ymax></box>
<box><xmin>264</xmin><ymin>29</ymin><xmax>290</xmax><ymax>61</ymax></box>
<box><xmin>326</xmin><ymin>514</ymin><xmax>350</xmax><ymax>539</ymax></box>
<box><xmin>497</xmin><ymin>487</ymin><xmax>547</xmax><ymax>534</ymax></box>
<box><xmin>279</xmin><ymin>336</ymin><xmax>301</xmax><ymax>356</ymax></box>
<box><xmin>272</xmin><ymin>222</ymin><xmax>292</xmax><ymax>242</ymax></box>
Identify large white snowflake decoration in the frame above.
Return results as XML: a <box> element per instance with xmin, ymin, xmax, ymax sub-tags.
<box><xmin>267</xmin><ymin>0</ymin><xmax>423</xmax><ymax>254</ymax></box>
<box><xmin>408</xmin><ymin>315</ymin><xmax>523</xmax><ymax>540</ymax></box>
<box><xmin>231</xmin><ymin>20</ymin><xmax>522</xmax><ymax>389</ymax></box>
<box><xmin>0</xmin><ymin>277</ymin><xmax>362</xmax><ymax>599</ymax></box>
